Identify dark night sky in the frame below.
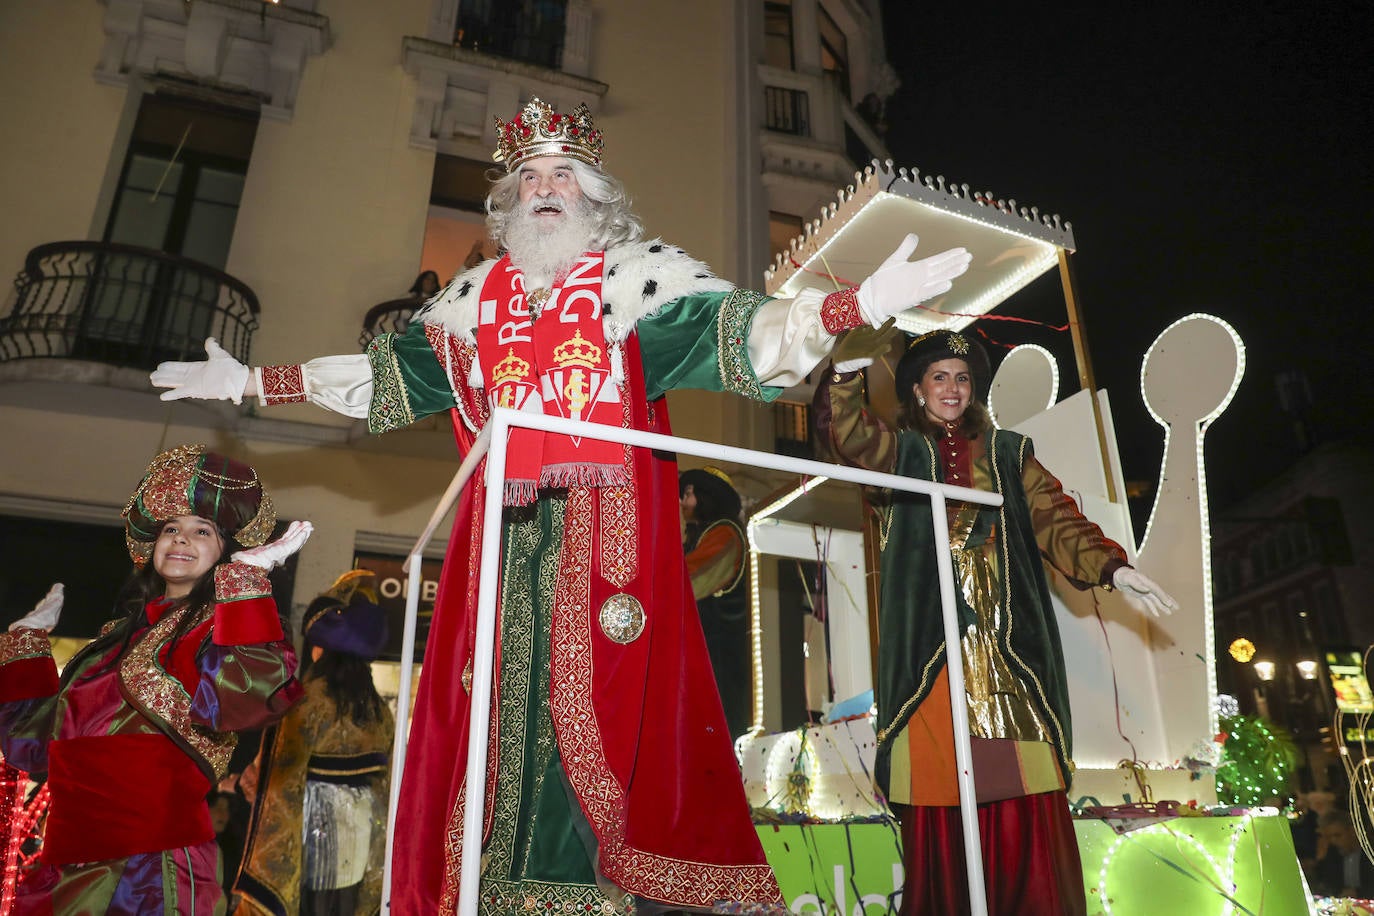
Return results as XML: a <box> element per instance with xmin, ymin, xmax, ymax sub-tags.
<box><xmin>879</xmin><ymin>2</ymin><xmax>1374</xmax><ymax>515</ymax></box>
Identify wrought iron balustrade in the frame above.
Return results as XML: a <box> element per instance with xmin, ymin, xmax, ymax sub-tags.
<box><xmin>0</xmin><ymin>241</ymin><xmax>259</xmax><ymax>370</ymax></box>
<box><xmin>360</xmin><ymin>297</ymin><xmax>422</xmax><ymax>350</ymax></box>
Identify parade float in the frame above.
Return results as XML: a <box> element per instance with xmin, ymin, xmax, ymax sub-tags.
<box><xmin>741</xmin><ymin>161</ymin><xmax>1320</xmax><ymax>914</ymax></box>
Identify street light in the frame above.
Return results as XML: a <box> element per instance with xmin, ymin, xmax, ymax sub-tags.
<box><xmin>1297</xmin><ymin>659</ymin><xmax>1320</xmax><ymax>681</ymax></box>
<box><xmin>1254</xmin><ymin>660</ymin><xmax>1277</xmax><ymax>682</ymax></box>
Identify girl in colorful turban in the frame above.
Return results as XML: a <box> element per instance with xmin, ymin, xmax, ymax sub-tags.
<box><xmin>0</xmin><ymin>444</ymin><xmax>311</xmax><ymax>914</ymax></box>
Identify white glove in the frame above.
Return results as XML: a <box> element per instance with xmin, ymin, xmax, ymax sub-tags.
<box><xmin>9</xmin><ymin>583</ymin><xmax>63</xmax><ymax>633</ymax></box>
<box><xmin>1112</xmin><ymin>567</ymin><xmax>1178</xmax><ymax>618</ymax></box>
<box><xmin>856</xmin><ymin>234</ymin><xmax>972</xmax><ymax>327</ymax></box>
<box><xmin>150</xmin><ymin>338</ymin><xmax>250</xmax><ymax>405</ymax></box>
<box><xmin>231</xmin><ymin>520</ymin><xmax>314</xmax><ymax>570</ymax></box>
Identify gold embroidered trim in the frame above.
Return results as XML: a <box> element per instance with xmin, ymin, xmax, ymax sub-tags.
<box><xmin>598</xmin><ymin>486</ymin><xmax>638</xmax><ymax>588</ymax></box>
<box><xmin>259</xmin><ymin>364</ymin><xmax>307</xmax><ymax>404</ymax></box>
<box><xmin>215</xmin><ymin>563</ymin><xmax>271</xmax><ymax>602</ymax></box>
<box><xmin>878</xmin><ymin>437</ymin><xmax>941</xmax><ymax>746</ymax></box>
<box><xmin>551</xmin><ymin>490</ymin><xmax>779</xmax><ymax>906</ymax></box>
<box><xmin>120</xmin><ymin>605</ymin><xmax>236</xmax><ymax>779</ymax></box>
<box><xmin>716</xmin><ymin>289</ymin><xmax>766</xmax><ymax>400</ymax></box>
<box><xmin>0</xmin><ymin>628</ymin><xmax>53</xmax><ymax>662</ymax></box>
<box><xmin>994</xmin><ymin>431</ymin><xmax>1071</xmax><ymax>768</ymax></box>
<box><xmin>366</xmin><ymin>333</ymin><xmax>417</xmax><ymax>435</ymax></box>
<box><xmin>236</xmin><ymin>492</ymin><xmax>275</xmax><ymax>548</ymax></box>
<box><xmin>819</xmin><ymin>286</ymin><xmax>863</xmax><ymax>334</ymax></box>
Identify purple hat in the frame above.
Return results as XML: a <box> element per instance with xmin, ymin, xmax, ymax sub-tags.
<box><xmin>302</xmin><ymin>570</ymin><xmax>389</xmax><ymax>660</ymax></box>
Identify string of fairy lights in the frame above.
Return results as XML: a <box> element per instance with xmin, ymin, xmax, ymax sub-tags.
<box><xmin>0</xmin><ymin>763</ymin><xmax>46</xmax><ymax>915</ymax></box>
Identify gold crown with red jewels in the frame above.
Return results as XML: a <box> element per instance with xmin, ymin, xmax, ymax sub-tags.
<box><xmin>493</xmin><ymin>98</ymin><xmax>603</xmax><ymax>172</ymax></box>
<box><xmin>492</xmin><ymin>348</ymin><xmax>532</xmax><ymax>385</ymax></box>
<box><xmin>552</xmin><ymin>329</ymin><xmax>603</xmax><ymax>368</ymax></box>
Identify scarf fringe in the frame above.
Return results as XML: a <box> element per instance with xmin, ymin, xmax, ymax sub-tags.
<box><xmin>539</xmin><ymin>461</ymin><xmax>629</xmax><ymax>491</ymax></box>
<box><xmin>503</xmin><ymin>463</ymin><xmax>629</xmax><ymax>506</ymax></box>
<box><xmin>503</xmin><ymin>479</ymin><xmax>540</xmax><ymax>506</ymax></box>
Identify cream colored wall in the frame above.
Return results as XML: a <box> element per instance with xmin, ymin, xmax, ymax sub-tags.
<box><xmin>0</xmin><ymin>2</ymin><xmax>126</xmax><ymax>285</ymax></box>
<box><xmin>230</xmin><ymin>0</ymin><xmax>436</xmax><ymax>366</ymax></box>
<box><xmin>587</xmin><ymin>0</ymin><xmax>774</xmax><ymax>453</ymax></box>
<box><xmin>0</xmin><ymin>404</ymin><xmax>454</xmax><ymax>616</ymax></box>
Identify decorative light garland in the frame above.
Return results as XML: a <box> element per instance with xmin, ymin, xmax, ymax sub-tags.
<box><xmin>1138</xmin><ymin>313</ymin><xmax>1246</xmax><ymax>742</ymax></box>
<box><xmin>0</xmin><ymin>762</ymin><xmax>45</xmax><ymax>915</ymax></box>
<box><xmin>744</xmin><ymin>475</ymin><xmax>831</xmax><ymax>743</ymax></box>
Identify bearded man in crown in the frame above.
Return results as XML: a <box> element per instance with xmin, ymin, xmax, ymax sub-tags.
<box><xmin>152</xmin><ymin>98</ymin><xmax>971</xmax><ymax>915</ymax></box>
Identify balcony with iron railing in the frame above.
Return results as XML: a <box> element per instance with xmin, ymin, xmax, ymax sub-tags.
<box><xmin>0</xmin><ymin>241</ymin><xmax>259</xmax><ymax>372</ymax></box>
<box><xmin>360</xmin><ymin>297</ymin><xmax>422</xmax><ymax>350</ymax></box>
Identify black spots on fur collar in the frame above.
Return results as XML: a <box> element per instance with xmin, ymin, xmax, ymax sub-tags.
<box><xmin>649</xmin><ymin>244</ymin><xmax>663</xmax><ymax>253</ymax></box>
<box><xmin>603</xmin><ymin>303</ymin><xmax>613</xmax><ymax>315</ymax></box>
<box><xmin>457</xmin><ymin>280</ymin><xmax>473</xmax><ymax>298</ymax></box>
<box><xmin>694</xmin><ymin>273</ymin><xmax>709</xmax><ymax>279</ymax></box>
<box><xmin>642</xmin><ymin>279</ymin><xmax>658</xmax><ymax>298</ymax></box>
<box><xmin>607</xmin><ymin>266</ymin><xmax>617</xmax><ymax>277</ymax></box>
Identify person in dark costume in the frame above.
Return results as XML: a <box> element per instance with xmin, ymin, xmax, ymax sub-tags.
<box><xmin>680</xmin><ymin>466</ymin><xmax>750</xmax><ymax>739</ymax></box>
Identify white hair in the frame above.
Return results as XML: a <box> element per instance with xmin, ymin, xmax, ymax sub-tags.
<box><xmin>486</xmin><ymin>159</ymin><xmax>644</xmax><ymax>252</ymax></box>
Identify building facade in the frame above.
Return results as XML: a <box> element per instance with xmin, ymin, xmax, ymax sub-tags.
<box><xmin>1212</xmin><ymin>440</ymin><xmax>1374</xmax><ymax>790</ymax></box>
<box><xmin>0</xmin><ymin>0</ymin><xmax>895</xmax><ymax>727</ymax></box>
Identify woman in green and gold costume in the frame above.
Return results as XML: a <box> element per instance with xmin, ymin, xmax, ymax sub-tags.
<box><xmin>814</xmin><ymin>328</ymin><xmax>1176</xmax><ymax>916</ymax></box>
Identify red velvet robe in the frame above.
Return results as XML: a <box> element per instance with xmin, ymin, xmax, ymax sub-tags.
<box><xmin>389</xmin><ymin>330</ymin><xmax>780</xmax><ymax>913</ymax></box>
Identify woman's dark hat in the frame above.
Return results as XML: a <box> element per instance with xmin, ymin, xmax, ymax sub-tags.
<box><xmin>302</xmin><ymin>570</ymin><xmax>389</xmax><ymax>660</ymax></box>
<box><xmin>679</xmin><ymin>466</ymin><xmax>741</xmax><ymax>520</ymax></box>
<box><xmin>894</xmin><ymin>329</ymin><xmax>991</xmax><ymax>405</ymax></box>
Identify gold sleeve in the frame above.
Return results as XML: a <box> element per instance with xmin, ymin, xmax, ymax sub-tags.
<box><xmin>812</xmin><ymin>369</ymin><xmax>898</xmax><ymax>474</ymax></box>
<box><xmin>1023</xmin><ymin>454</ymin><xmax>1129</xmax><ymax>589</ymax></box>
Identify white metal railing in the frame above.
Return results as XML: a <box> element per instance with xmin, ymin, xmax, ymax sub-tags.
<box><xmin>382</xmin><ymin>406</ymin><xmax>1003</xmax><ymax>916</ymax></box>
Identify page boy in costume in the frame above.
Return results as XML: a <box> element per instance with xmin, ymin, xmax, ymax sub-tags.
<box><xmin>0</xmin><ymin>445</ymin><xmax>309</xmax><ymax>914</ymax></box>
<box><xmin>151</xmin><ymin>98</ymin><xmax>972</xmax><ymax>914</ymax></box>
<box><xmin>237</xmin><ymin>570</ymin><xmax>393</xmax><ymax>916</ymax></box>
<box><xmin>680</xmin><ymin>466</ymin><xmax>750</xmax><ymax>739</ymax></box>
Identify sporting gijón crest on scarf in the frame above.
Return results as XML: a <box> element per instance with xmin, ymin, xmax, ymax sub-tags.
<box><xmin>476</xmin><ymin>251</ymin><xmax>628</xmax><ymax>505</ymax></box>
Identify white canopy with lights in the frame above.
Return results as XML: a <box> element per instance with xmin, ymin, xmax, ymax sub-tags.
<box><xmin>764</xmin><ymin>160</ymin><xmax>1074</xmax><ymax>335</ymax></box>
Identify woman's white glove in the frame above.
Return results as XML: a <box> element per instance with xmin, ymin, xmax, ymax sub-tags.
<box><xmin>231</xmin><ymin>520</ymin><xmax>314</xmax><ymax>570</ymax></box>
<box><xmin>855</xmin><ymin>234</ymin><xmax>973</xmax><ymax>327</ymax></box>
<box><xmin>9</xmin><ymin>583</ymin><xmax>63</xmax><ymax>633</ymax></box>
<box><xmin>150</xmin><ymin>337</ymin><xmax>250</xmax><ymax>405</ymax></box>
<box><xmin>1112</xmin><ymin>567</ymin><xmax>1178</xmax><ymax>618</ymax></box>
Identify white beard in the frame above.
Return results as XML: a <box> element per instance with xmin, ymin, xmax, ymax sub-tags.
<box><xmin>503</xmin><ymin>194</ymin><xmax>598</xmax><ymax>289</ymax></box>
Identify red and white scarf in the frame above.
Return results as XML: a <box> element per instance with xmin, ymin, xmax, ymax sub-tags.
<box><xmin>476</xmin><ymin>252</ymin><xmax>628</xmax><ymax>505</ymax></box>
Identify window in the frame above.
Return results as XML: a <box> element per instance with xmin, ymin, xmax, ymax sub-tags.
<box><xmin>79</xmin><ymin>93</ymin><xmax>258</xmax><ymax>364</ymax></box>
<box><xmin>764</xmin><ymin>1</ymin><xmax>794</xmax><ymax>70</ymax></box>
<box><xmin>454</xmin><ymin>0</ymin><xmax>567</xmax><ymax>70</ymax></box>
<box><xmin>421</xmin><ymin>155</ymin><xmax>499</xmax><ymax>290</ymax></box>
<box><xmin>774</xmin><ymin>400</ymin><xmax>813</xmax><ymax>459</ymax></box>
<box><xmin>817</xmin><ymin>5</ymin><xmax>851</xmax><ymax>100</ymax></box>
<box><xmin>769</xmin><ymin>211</ymin><xmax>804</xmax><ymax>262</ymax></box>
<box><xmin>104</xmin><ymin>94</ymin><xmax>257</xmax><ymax>268</ymax></box>
<box><xmin>764</xmin><ymin>86</ymin><xmax>810</xmax><ymax>136</ymax></box>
